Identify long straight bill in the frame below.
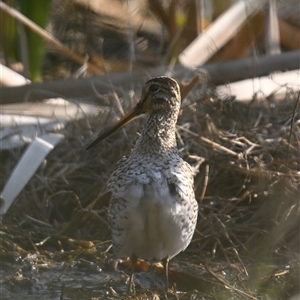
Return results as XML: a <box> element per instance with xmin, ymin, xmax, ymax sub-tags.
<box><xmin>86</xmin><ymin>105</ymin><xmax>143</xmax><ymax>150</ymax></box>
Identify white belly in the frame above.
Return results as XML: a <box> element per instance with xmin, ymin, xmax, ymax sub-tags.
<box><xmin>109</xmin><ymin>173</ymin><xmax>195</xmax><ymax>260</ymax></box>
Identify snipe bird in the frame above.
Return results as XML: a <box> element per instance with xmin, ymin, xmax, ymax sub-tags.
<box><xmin>87</xmin><ymin>76</ymin><xmax>198</xmax><ymax>293</ymax></box>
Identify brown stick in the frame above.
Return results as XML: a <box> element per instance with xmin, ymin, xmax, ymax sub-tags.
<box><xmin>0</xmin><ymin>2</ymin><xmax>101</xmax><ymax>75</ymax></box>
<box><xmin>1</xmin><ymin>51</ymin><xmax>299</xmax><ymax>104</ymax></box>
<box><xmin>180</xmin><ymin>76</ymin><xmax>201</xmax><ymax>100</ymax></box>
<box><xmin>279</xmin><ymin>18</ymin><xmax>300</xmax><ymax>50</ymax></box>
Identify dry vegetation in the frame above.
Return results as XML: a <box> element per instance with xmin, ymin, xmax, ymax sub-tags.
<box><xmin>1</xmin><ymin>81</ymin><xmax>299</xmax><ymax>299</ymax></box>
<box><xmin>1</xmin><ymin>0</ymin><xmax>300</xmax><ymax>299</ymax></box>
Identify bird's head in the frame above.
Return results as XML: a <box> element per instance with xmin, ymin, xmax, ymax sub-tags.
<box><xmin>138</xmin><ymin>76</ymin><xmax>181</xmax><ymax>115</ymax></box>
<box><xmin>86</xmin><ymin>76</ymin><xmax>181</xmax><ymax>150</ymax></box>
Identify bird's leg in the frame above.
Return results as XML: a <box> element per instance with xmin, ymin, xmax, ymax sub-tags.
<box><xmin>128</xmin><ymin>254</ymin><xmax>138</xmax><ymax>295</ymax></box>
<box><xmin>162</xmin><ymin>256</ymin><xmax>169</xmax><ymax>292</ymax></box>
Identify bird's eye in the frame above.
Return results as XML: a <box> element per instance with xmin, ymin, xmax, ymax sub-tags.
<box><xmin>149</xmin><ymin>84</ymin><xmax>159</xmax><ymax>92</ymax></box>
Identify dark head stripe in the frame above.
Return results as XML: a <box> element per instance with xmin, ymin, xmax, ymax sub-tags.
<box><xmin>145</xmin><ymin>77</ymin><xmax>179</xmax><ymax>98</ymax></box>
<box><xmin>145</xmin><ymin>76</ymin><xmax>177</xmax><ymax>87</ymax></box>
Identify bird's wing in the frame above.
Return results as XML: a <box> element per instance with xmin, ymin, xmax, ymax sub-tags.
<box><xmin>166</xmin><ymin>160</ymin><xmax>198</xmax><ymax>246</ymax></box>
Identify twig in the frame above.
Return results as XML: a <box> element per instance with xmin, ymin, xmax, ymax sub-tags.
<box><xmin>176</xmin><ymin>125</ymin><xmax>199</xmax><ymax>137</ymax></box>
<box><xmin>233</xmin><ymin>247</ymin><xmax>249</xmax><ymax>277</ymax></box>
<box><xmin>188</xmin><ymin>155</ymin><xmax>205</xmax><ymax>175</ymax></box>
<box><xmin>245</xmin><ymin>144</ymin><xmax>259</xmax><ymax>155</ymax></box>
<box><xmin>199</xmin><ymin>164</ymin><xmax>209</xmax><ymax>202</ymax></box>
<box><xmin>112</xmin><ymin>92</ymin><xmax>125</xmax><ymax>117</ymax></box>
<box><xmin>90</xmin><ymin>210</ymin><xmax>110</xmax><ymax>228</ymax></box>
<box><xmin>288</xmin><ymin>92</ymin><xmax>300</xmax><ymax>148</ymax></box>
<box><xmin>236</xmin><ymin>137</ymin><xmax>260</xmax><ymax>146</ymax></box>
<box><xmin>175</xmin><ymin>128</ymin><xmax>185</xmax><ymax>148</ymax></box>
<box><xmin>200</xmin><ymin>136</ymin><xmax>240</xmax><ymax>157</ymax></box>
<box><xmin>217</xmin><ymin>164</ymin><xmax>287</xmax><ymax>178</ymax></box>
<box><xmin>180</xmin><ymin>76</ymin><xmax>201</xmax><ymax>100</ymax></box>
<box><xmin>214</xmin><ymin>215</ymin><xmax>235</xmax><ymax>248</ymax></box>
<box><xmin>204</xmin><ymin>260</ymin><xmax>257</xmax><ymax>300</ymax></box>
<box><xmin>25</xmin><ymin>215</ymin><xmax>52</xmax><ymax>227</ymax></box>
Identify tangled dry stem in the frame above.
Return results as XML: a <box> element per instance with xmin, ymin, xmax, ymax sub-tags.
<box><xmin>1</xmin><ymin>80</ymin><xmax>299</xmax><ymax>298</ymax></box>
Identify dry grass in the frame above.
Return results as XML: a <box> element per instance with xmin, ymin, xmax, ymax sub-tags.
<box><xmin>1</xmin><ymin>82</ymin><xmax>299</xmax><ymax>299</ymax></box>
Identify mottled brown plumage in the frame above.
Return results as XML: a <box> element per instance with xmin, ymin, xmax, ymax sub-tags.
<box><xmin>87</xmin><ymin>76</ymin><xmax>198</xmax><ymax>293</ymax></box>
